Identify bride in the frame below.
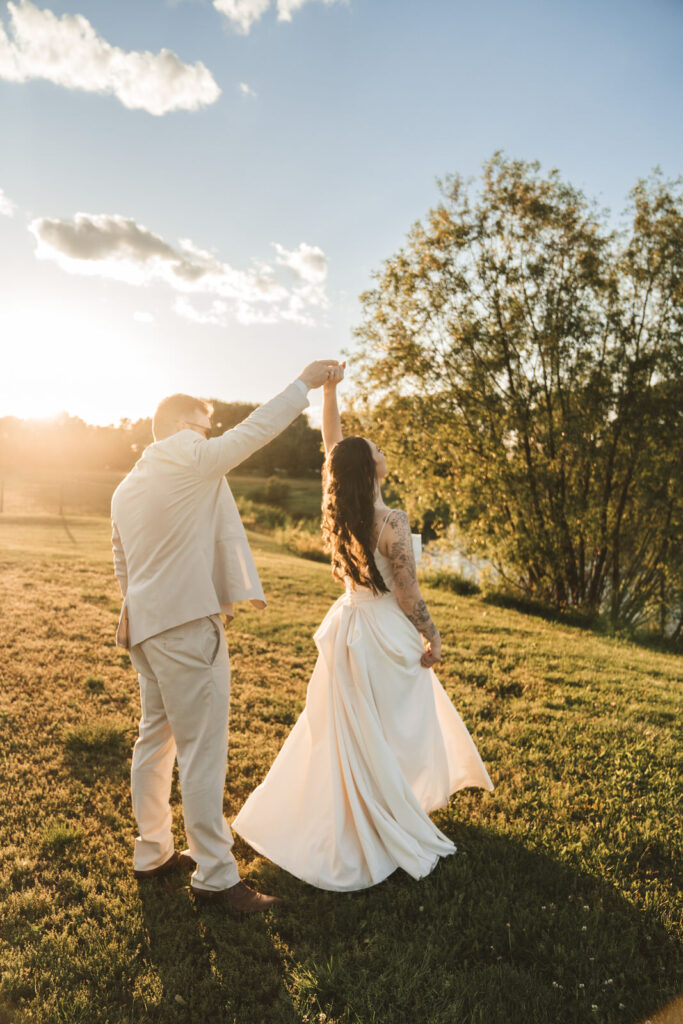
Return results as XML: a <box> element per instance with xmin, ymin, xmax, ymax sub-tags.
<box><xmin>232</xmin><ymin>365</ymin><xmax>493</xmax><ymax>891</ymax></box>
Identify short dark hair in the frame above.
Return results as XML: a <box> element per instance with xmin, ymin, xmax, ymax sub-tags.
<box><xmin>152</xmin><ymin>394</ymin><xmax>212</xmax><ymax>441</ymax></box>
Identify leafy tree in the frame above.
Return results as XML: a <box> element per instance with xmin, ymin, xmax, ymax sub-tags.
<box><xmin>209</xmin><ymin>400</ymin><xmax>323</xmax><ymax>477</ymax></box>
<box><xmin>350</xmin><ymin>154</ymin><xmax>683</xmax><ymax>638</ymax></box>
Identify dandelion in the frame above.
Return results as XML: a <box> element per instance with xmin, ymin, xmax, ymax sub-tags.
<box><xmin>582</xmin><ymin>926</ymin><xmax>587</xmax><ymax>931</ymax></box>
<box><xmin>604</xmin><ymin>979</ymin><xmax>614</xmax><ymax>985</ymax></box>
<box><xmin>552</xmin><ymin>981</ymin><xmax>559</xmax><ymax>988</ymax></box>
<box><xmin>583</xmin><ymin>904</ymin><xmax>590</xmax><ymax>911</ymax></box>
<box><xmin>541</xmin><ymin>904</ymin><xmax>546</xmax><ymax>910</ymax></box>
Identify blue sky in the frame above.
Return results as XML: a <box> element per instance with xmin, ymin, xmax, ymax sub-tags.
<box><xmin>1</xmin><ymin>0</ymin><xmax>681</xmax><ymax>424</ymax></box>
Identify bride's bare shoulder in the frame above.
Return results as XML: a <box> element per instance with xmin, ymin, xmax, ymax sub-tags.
<box><xmin>376</xmin><ymin>508</ymin><xmax>409</xmax><ymax>554</ymax></box>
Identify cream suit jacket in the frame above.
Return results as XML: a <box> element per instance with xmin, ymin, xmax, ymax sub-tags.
<box><xmin>111</xmin><ymin>379</ymin><xmax>309</xmax><ymax>648</ymax></box>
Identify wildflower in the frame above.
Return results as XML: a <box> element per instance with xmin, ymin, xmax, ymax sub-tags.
<box><xmin>583</xmin><ymin>904</ymin><xmax>590</xmax><ymax>911</ymax></box>
<box><xmin>541</xmin><ymin>904</ymin><xmax>546</xmax><ymax>910</ymax></box>
<box><xmin>592</xmin><ymin>1006</ymin><xmax>598</xmax><ymax>1013</ymax></box>
<box><xmin>419</xmin><ymin>906</ymin><xmax>424</xmax><ymax>912</ymax></box>
<box><xmin>318</xmin><ymin>1015</ymin><xmax>327</xmax><ymax>1023</ymax></box>
<box><xmin>619</xmin><ymin>1004</ymin><xmax>626</xmax><ymax>1010</ymax></box>
<box><xmin>582</xmin><ymin>926</ymin><xmax>587</xmax><ymax>931</ymax></box>
<box><xmin>579</xmin><ymin>984</ymin><xmax>585</xmax><ymax>989</ymax></box>
<box><xmin>552</xmin><ymin>981</ymin><xmax>559</xmax><ymax>988</ymax></box>
<box><xmin>604</xmin><ymin>979</ymin><xmax>613</xmax><ymax>985</ymax></box>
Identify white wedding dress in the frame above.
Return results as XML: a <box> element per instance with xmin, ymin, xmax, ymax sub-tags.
<box><xmin>232</xmin><ymin>530</ymin><xmax>494</xmax><ymax>891</ymax></box>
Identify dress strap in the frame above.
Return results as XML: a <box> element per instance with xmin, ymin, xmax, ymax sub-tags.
<box><xmin>375</xmin><ymin>510</ymin><xmax>393</xmax><ymax>550</ymax></box>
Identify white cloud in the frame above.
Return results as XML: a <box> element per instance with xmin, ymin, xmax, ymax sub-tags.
<box><xmin>274</xmin><ymin>241</ymin><xmax>327</xmax><ymax>284</ymax></box>
<box><xmin>214</xmin><ymin>0</ymin><xmax>342</xmax><ymax>32</ymax></box>
<box><xmin>238</xmin><ymin>81</ymin><xmax>256</xmax><ymax>97</ymax></box>
<box><xmin>0</xmin><ymin>1</ymin><xmax>220</xmax><ymax>115</ymax></box>
<box><xmin>0</xmin><ymin>187</ymin><xmax>16</xmax><ymax>217</ymax></box>
<box><xmin>272</xmin><ymin>242</ymin><xmax>328</xmax><ymax>325</ymax></box>
<box><xmin>173</xmin><ymin>295</ymin><xmax>276</xmax><ymax>327</ymax></box>
<box><xmin>213</xmin><ymin>0</ymin><xmax>270</xmax><ymax>35</ymax></box>
<box><xmin>276</xmin><ymin>0</ymin><xmax>340</xmax><ymax>23</ymax></box>
<box><xmin>133</xmin><ymin>311</ymin><xmax>155</xmax><ymax>323</ymax></box>
<box><xmin>29</xmin><ymin>212</ymin><xmax>328</xmax><ymax>327</ymax></box>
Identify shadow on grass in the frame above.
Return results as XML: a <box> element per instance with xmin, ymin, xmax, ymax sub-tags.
<box><xmin>124</xmin><ymin>824</ymin><xmax>681</xmax><ymax>1024</ymax></box>
<box><xmin>136</xmin><ymin>872</ymin><xmax>300</xmax><ymax>1024</ymax></box>
<box><xmin>239</xmin><ymin>824</ymin><xmax>680</xmax><ymax>1024</ymax></box>
<box><xmin>63</xmin><ymin>722</ymin><xmax>132</xmax><ymax>783</ymax></box>
<box><xmin>474</xmin><ymin>590</ymin><xmax>682</xmax><ymax>655</ymax></box>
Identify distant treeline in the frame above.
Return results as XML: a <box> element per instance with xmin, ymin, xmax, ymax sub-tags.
<box><xmin>0</xmin><ymin>399</ymin><xmax>324</xmax><ymax>477</ymax></box>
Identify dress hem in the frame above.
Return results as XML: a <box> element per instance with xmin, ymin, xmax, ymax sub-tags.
<box><xmin>232</xmin><ymin>824</ymin><xmax>456</xmax><ymax>892</ymax></box>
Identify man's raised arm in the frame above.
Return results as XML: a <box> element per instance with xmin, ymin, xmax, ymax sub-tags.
<box><xmin>190</xmin><ymin>361</ymin><xmax>338</xmax><ymax>478</ymax></box>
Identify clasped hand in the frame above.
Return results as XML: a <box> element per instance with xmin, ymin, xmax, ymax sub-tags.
<box><xmin>299</xmin><ymin>360</ymin><xmax>343</xmax><ymax>390</ymax></box>
<box><xmin>420</xmin><ymin>641</ymin><xmax>442</xmax><ymax>669</ymax></box>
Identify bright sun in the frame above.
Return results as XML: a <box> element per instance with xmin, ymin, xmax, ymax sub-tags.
<box><xmin>1</xmin><ymin>304</ymin><xmax>147</xmax><ymax>425</ymax></box>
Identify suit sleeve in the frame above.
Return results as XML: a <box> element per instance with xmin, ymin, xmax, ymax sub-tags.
<box><xmin>189</xmin><ymin>380</ymin><xmax>310</xmax><ymax>478</ymax></box>
<box><xmin>111</xmin><ymin>521</ymin><xmax>128</xmax><ymax>597</ymax></box>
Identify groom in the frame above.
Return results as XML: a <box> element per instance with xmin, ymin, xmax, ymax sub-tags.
<box><xmin>111</xmin><ymin>360</ymin><xmax>337</xmax><ymax>913</ymax></box>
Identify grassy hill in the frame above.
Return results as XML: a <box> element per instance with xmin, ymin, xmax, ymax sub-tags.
<box><xmin>0</xmin><ymin>515</ymin><xmax>680</xmax><ymax>1024</ymax></box>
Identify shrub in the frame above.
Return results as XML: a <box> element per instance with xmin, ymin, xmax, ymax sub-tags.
<box><xmin>247</xmin><ymin>476</ymin><xmax>291</xmax><ymax>506</ymax></box>
<box><xmin>420</xmin><ymin>569</ymin><xmax>481</xmax><ymax>596</ymax></box>
<box><xmin>235</xmin><ymin>496</ymin><xmax>288</xmax><ymax>531</ymax></box>
<box><xmin>275</xmin><ymin>522</ymin><xmax>328</xmax><ymax>562</ymax></box>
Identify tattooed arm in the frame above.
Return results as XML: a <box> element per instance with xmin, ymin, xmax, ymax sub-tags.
<box><xmin>381</xmin><ymin>510</ymin><xmax>442</xmax><ymax>667</ymax></box>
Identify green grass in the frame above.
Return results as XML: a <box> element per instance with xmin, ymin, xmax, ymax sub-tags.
<box><xmin>0</xmin><ymin>514</ymin><xmax>680</xmax><ymax>1024</ymax></box>
<box><xmin>228</xmin><ymin>474</ymin><xmax>322</xmax><ymax>519</ymax></box>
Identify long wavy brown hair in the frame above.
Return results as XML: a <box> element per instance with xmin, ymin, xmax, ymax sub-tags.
<box><xmin>322</xmin><ymin>436</ymin><xmax>389</xmax><ymax>594</ymax></box>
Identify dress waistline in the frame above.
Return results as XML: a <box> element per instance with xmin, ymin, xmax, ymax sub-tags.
<box><xmin>342</xmin><ymin>587</ymin><xmax>394</xmax><ymax>606</ymax></box>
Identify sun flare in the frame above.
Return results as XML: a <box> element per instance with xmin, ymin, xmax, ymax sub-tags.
<box><xmin>1</xmin><ymin>305</ymin><xmax>146</xmax><ymax>425</ymax></box>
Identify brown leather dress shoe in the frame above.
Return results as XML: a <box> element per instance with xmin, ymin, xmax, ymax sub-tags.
<box><xmin>134</xmin><ymin>850</ymin><xmax>196</xmax><ymax>879</ymax></box>
<box><xmin>190</xmin><ymin>880</ymin><xmax>283</xmax><ymax>913</ymax></box>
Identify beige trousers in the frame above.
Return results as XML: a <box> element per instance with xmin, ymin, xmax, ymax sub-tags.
<box><xmin>129</xmin><ymin>615</ymin><xmax>240</xmax><ymax>891</ymax></box>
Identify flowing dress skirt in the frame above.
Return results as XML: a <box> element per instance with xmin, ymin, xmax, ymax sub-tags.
<box><xmin>232</xmin><ymin>588</ymin><xmax>494</xmax><ymax>891</ymax></box>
